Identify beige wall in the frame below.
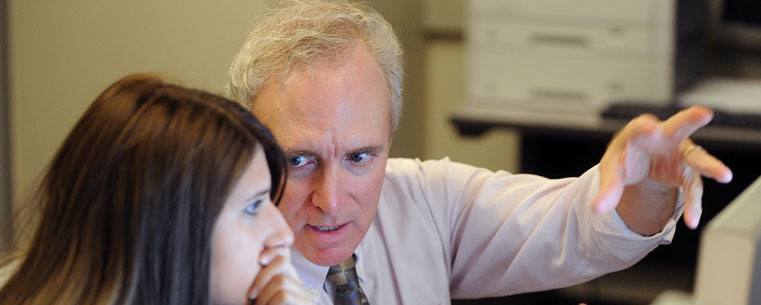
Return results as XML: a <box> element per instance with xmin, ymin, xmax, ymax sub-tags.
<box><xmin>369</xmin><ymin>0</ymin><xmax>426</xmax><ymax>159</ymax></box>
<box><xmin>423</xmin><ymin>0</ymin><xmax>463</xmax><ymax>31</ymax></box>
<box><xmin>0</xmin><ymin>0</ymin><xmax>10</xmax><ymax>252</ymax></box>
<box><xmin>423</xmin><ymin>40</ymin><xmax>518</xmax><ymax>173</ymax></box>
<box><xmin>422</xmin><ymin>0</ymin><xmax>519</xmax><ymax>173</ymax></box>
<box><xmin>7</xmin><ymin>0</ymin><xmax>269</xmax><ymax>214</ymax></box>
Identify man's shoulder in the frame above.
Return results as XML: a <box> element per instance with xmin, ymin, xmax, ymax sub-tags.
<box><xmin>382</xmin><ymin>156</ymin><xmax>475</xmax><ymax>198</ymax></box>
<box><xmin>382</xmin><ymin>157</ymin><xmax>445</xmax><ymax>197</ymax></box>
<box><xmin>385</xmin><ymin>156</ymin><xmax>488</xmax><ymax>180</ymax></box>
<box><xmin>385</xmin><ymin>157</ymin><xmax>421</xmax><ymax>173</ymax></box>
<box><xmin>384</xmin><ymin>157</ymin><xmax>454</xmax><ymax>175</ymax></box>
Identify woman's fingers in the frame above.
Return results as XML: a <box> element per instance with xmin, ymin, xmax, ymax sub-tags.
<box><xmin>250</xmin><ymin>255</ymin><xmax>310</xmax><ymax>305</ymax></box>
<box><xmin>250</xmin><ymin>255</ymin><xmax>289</xmax><ymax>299</ymax></box>
<box><xmin>259</xmin><ymin>247</ymin><xmax>292</xmax><ymax>266</ymax></box>
<box><xmin>255</xmin><ymin>273</ymin><xmax>312</xmax><ymax>305</ymax></box>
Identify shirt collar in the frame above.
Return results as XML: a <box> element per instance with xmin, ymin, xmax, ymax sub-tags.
<box><xmin>290</xmin><ymin>247</ymin><xmax>329</xmax><ymax>303</ymax></box>
<box><xmin>289</xmin><ymin>245</ymin><xmax>367</xmax><ymax>300</ymax></box>
<box><xmin>354</xmin><ymin>243</ymin><xmax>366</xmax><ymax>281</ymax></box>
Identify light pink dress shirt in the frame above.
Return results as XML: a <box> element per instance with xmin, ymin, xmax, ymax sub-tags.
<box><xmin>292</xmin><ymin>157</ymin><xmax>683</xmax><ymax>305</ymax></box>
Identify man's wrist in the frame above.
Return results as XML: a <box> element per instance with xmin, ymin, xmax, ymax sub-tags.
<box><xmin>616</xmin><ymin>179</ymin><xmax>679</xmax><ymax>236</ymax></box>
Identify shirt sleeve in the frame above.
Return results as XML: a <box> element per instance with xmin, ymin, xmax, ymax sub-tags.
<box><xmin>402</xmin><ymin>157</ymin><xmax>683</xmax><ymax>299</ymax></box>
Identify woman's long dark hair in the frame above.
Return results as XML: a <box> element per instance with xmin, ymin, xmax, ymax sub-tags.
<box><xmin>0</xmin><ymin>74</ymin><xmax>287</xmax><ymax>305</ymax></box>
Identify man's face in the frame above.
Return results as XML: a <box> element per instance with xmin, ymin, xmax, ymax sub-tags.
<box><xmin>252</xmin><ymin>44</ymin><xmax>391</xmax><ymax>267</ymax></box>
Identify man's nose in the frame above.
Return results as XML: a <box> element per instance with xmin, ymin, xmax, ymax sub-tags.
<box><xmin>312</xmin><ymin>165</ymin><xmax>341</xmax><ymax>215</ymax></box>
<box><xmin>265</xmin><ymin>207</ymin><xmax>294</xmax><ymax>249</ymax></box>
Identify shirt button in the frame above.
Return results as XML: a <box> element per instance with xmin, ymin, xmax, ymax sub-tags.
<box><xmin>310</xmin><ymin>288</ymin><xmax>320</xmax><ymax>299</ymax></box>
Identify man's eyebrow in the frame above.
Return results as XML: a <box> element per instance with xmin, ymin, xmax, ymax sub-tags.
<box><xmin>348</xmin><ymin>145</ymin><xmax>384</xmax><ymax>155</ymax></box>
<box><xmin>284</xmin><ymin>146</ymin><xmax>384</xmax><ymax>157</ymax></box>
<box><xmin>283</xmin><ymin>149</ymin><xmax>319</xmax><ymax>158</ymax></box>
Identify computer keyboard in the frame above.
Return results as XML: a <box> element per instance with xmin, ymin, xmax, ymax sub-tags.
<box><xmin>601</xmin><ymin>102</ymin><xmax>761</xmax><ymax>129</ymax></box>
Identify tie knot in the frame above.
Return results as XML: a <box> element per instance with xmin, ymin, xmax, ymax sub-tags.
<box><xmin>327</xmin><ymin>255</ymin><xmax>359</xmax><ymax>287</ymax></box>
<box><xmin>326</xmin><ymin>254</ymin><xmax>369</xmax><ymax>305</ymax></box>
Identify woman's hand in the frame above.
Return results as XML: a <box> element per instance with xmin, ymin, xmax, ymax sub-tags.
<box><xmin>249</xmin><ymin>247</ymin><xmax>312</xmax><ymax>305</ymax></box>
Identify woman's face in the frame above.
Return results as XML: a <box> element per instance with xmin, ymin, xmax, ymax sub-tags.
<box><xmin>210</xmin><ymin>147</ymin><xmax>294</xmax><ymax>305</ymax></box>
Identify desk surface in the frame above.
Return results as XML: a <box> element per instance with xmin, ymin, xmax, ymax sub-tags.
<box><xmin>452</xmin><ymin>104</ymin><xmax>761</xmax><ymax>149</ymax></box>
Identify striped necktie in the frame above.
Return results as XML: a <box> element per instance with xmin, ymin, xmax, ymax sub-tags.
<box><xmin>326</xmin><ymin>255</ymin><xmax>369</xmax><ymax>305</ymax></box>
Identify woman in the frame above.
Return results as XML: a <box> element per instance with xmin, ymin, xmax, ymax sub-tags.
<box><xmin>0</xmin><ymin>74</ymin><xmax>311</xmax><ymax>305</ymax></box>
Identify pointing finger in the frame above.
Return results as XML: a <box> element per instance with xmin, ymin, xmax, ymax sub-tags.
<box><xmin>661</xmin><ymin>106</ymin><xmax>713</xmax><ymax>140</ymax></box>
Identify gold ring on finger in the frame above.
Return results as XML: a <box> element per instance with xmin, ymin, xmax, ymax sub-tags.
<box><xmin>682</xmin><ymin>144</ymin><xmax>703</xmax><ymax>161</ymax></box>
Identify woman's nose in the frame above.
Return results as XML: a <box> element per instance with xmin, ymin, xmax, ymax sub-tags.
<box><xmin>264</xmin><ymin>204</ymin><xmax>294</xmax><ymax>249</ymax></box>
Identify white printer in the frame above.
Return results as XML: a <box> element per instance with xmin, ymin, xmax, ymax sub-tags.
<box><xmin>466</xmin><ymin>0</ymin><xmax>706</xmax><ymax>114</ymax></box>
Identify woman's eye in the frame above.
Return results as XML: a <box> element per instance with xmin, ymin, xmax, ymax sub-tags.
<box><xmin>244</xmin><ymin>199</ymin><xmax>263</xmax><ymax>215</ymax></box>
<box><xmin>288</xmin><ymin>155</ymin><xmax>311</xmax><ymax>168</ymax></box>
<box><xmin>348</xmin><ymin>152</ymin><xmax>372</xmax><ymax>164</ymax></box>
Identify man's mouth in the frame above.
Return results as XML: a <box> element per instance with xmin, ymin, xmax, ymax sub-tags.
<box><xmin>316</xmin><ymin>225</ymin><xmax>341</xmax><ymax>231</ymax></box>
<box><xmin>308</xmin><ymin>223</ymin><xmax>346</xmax><ymax>232</ymax></box>
<box><xmin>304</xmin><ymin>223</ymin><xmax>349</xmax><ymax>244</ymax></box>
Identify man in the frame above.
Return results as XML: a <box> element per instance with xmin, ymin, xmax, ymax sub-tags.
<box><xmin>229</xmin><ymin>1</ymin><xmax>733</xmax><ymax>304</ymax></box>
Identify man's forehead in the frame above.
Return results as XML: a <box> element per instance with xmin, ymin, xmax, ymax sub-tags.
<box><xmin>253</xmin><ymin>79</ymin><xmax>387</xmax><ymax>130</ymax></box>
<box><xmin>251</xmin><ymin>42</ymin><xmax>393</xmax><ymax>147</ymax></box>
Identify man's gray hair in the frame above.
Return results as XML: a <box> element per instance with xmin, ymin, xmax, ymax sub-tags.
<box><xmin>227</xmin><ymin>0</ymin><xmax>404</xmax><ymax>131</ymax></box>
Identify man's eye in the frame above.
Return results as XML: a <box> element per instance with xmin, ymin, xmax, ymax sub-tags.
<box><xmin>348</xmin><ymin>152</ymin><xmax>372</xmax><ymax>164</ymax></box>
<box><xmin>289</xmin><ymin>155</ymin><xmax>310</xmax><ymax>168</ymax></box>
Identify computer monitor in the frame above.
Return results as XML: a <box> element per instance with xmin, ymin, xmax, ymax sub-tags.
<box><xmin>693</xmin><ymin>172</ymin><xmax>761</xmax><ymax>305</ymax></box>
<box><xmin>651</xmin><ymin>173</ymin><xmax>761</xmax><ymax>305</ymax></box>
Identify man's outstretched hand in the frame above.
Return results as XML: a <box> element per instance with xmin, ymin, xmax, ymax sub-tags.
<box><xmin>592</xmin><ymin>106</ymin><xmax>733</xmax><ymax>232</ymax></box>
